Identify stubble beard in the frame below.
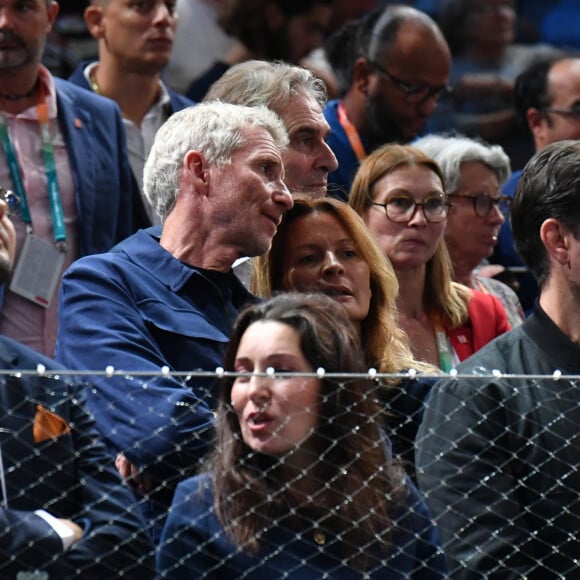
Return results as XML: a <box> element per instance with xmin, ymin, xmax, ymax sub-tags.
<box><xmin>365</xmin><ymin>90</ymin><xmax>411</xmax><ymax>147</ymax></box>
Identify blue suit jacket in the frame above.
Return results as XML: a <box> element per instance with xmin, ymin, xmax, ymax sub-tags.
<box><xmin>54</xmin><ymin>77</ymin><xmax>136</xmax><ymax>256</ymax></box>
<box><xmin>0</xmin><ymin>336</ymin><xmax>155</xmax><ymax>577</ymax></box>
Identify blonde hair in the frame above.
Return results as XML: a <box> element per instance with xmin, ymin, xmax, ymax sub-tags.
<box><xmin>349</xmin><ymin>144</ymin><xmax>469</xmax><ymax>327</ymax></box>
<box><xmin>252</xmin><ymin>195</ymin><xmax>429</xmax><ymax>373</ymax></box>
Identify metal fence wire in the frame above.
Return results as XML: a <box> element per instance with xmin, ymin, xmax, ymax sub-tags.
<box><xmin>1</xmin><ymin>369</ymin><xmax>579</xmax><ymax>578</ymax></box>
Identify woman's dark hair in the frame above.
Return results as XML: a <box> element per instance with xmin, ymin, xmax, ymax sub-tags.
<box><xmin>206</xmin><ymin>293</ymin><xmax>406</xmax><ymax>571</ymax></box>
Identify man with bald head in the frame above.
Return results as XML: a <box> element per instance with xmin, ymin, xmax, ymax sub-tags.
<box><xmin>324</xmin><ymin>5</ymin><xmax>451</xmax><ymax>200</ymax></box>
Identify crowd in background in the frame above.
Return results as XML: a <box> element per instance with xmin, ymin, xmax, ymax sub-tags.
<box><xmin>3</xmin><ymin>0</ymin><xmax>580</xmax><ymax>577</ymax></box>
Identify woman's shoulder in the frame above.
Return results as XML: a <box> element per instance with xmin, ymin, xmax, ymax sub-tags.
<box><xmin>172</xmin><ymin>473</ymin><xmax>214</xmax><ymax>510</ymax></box>
<box><xmin>474</xmin><ymin>275</ymin><xmax>525</xmax><ymax>326</ymax></box>
<box><xmin>468</xmin><ymin>286</ymin><xmax>510</xmax><ymax>320</ymax></box>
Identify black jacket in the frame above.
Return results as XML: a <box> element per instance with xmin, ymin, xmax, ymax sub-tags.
<box><xmin>416</xmin><ymin>304</ymin><xmax>580</xmax><ymax>578</ymax></box>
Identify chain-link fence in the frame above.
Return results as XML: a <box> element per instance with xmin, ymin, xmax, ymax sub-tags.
<box><xmin>1</xmin><ymin>369</ymin><xmax>579</xmax><ymax>578</ymax></box>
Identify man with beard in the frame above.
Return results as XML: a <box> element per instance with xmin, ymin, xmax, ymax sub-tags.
<box><xmin>68</xmin><ymin>0</ymin><xmax>193</xmax><ymax>227</ymax></box>
<box><xmin>0</xmin><ymin>0</ymin><xmax>135</xmax><ymax>356</ymax></box>
<box><xmin>324</xmin><ymin>5</ymin><xmax>451</xmax><ymax>201</ymax></box>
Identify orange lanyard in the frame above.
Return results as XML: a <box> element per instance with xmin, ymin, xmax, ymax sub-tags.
<box><xmin>337</xmin><ymin>101</ymin><xmax>367</xmax><ymax>162</ymax></box>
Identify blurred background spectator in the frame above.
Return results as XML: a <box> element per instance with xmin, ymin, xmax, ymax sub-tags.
<box><xmin>427</xmin><ymin>0</ymin><xmax>561</xmax><ymax>171</ymax></box>
<box><xmin>185</xmin><ymin>0</ymin><xmax>334</xmax><ymax>101</ymax></box>
<box><xmin>163</xmin><ymin>0</ymin><xmax>235</xmax><ymax>94</ymax></box>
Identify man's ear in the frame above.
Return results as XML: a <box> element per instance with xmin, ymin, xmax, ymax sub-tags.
<box><xmin>184</xmin><ymin>150</ymin><xmax>210</xmax><ymax>195</ymax></box>
<box><xmin>84</xmin><ymin>5</ymin><xmax>105</xmax><ymax>40</ymax></box>
<box><xmin>46</xmin><ymin>1</ymin><xmax>60</xmax><ymax>32</ymax></box>
<box><xmin>527</xmin><ymin>107</ymin><xmax>547</xmax><ymax>143</ymax></box>
<box><xmin>352</xmin><ymin>57</ymin><xmax>374</xmax><ymax>96</ymax></box>
<box><xmin>540</xmin><ymin>218</ymin><xmax>569</xmax><ymax>266</ymax></box>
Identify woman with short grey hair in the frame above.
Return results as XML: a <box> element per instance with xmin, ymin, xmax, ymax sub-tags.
<box><xmin>414</xmin><ymin>133</ymin><xmax>524</xmax><ymax>326</ymax></box>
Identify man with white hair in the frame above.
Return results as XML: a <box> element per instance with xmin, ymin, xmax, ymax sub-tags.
<box><xmin>55</xmin><ymin>102</ymin><xmax>293</xmax><ymax>540</ymax></box>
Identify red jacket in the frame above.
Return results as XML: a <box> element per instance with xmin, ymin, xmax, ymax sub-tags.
<box><xmin>446</xmin><ymin>288</ymin><xmax>511</xmax><ymax>362</ymax></box>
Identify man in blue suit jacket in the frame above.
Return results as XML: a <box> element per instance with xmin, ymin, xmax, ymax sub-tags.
<box><xmin>0</xmin><ymin>0</ymin><xmax>136</xmax><ymax>356</ymax></box>
<box><xmin>0</xmin><ymin>194</ymin><xmax>154</xmax><ymax>577</ymax></box>
<box><xmin>69</xmin><ymin>0</ymin><xmax>194</xmax><ymax>228</ymax></box>
<box><xmin>0</xmin><ymin>337</ymin><xmax>156</xmax><ymax>577</ymax></box>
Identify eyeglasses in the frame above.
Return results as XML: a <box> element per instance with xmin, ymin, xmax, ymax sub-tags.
<box><xmin>369</xmin><ymin>194</ymin><xmax>450</xmax><ymax>224</ymax></box>
<box><xmin>447</xmin><ymin>193</ymin><xmax>511</xmax><ymax>218</ymax></box>
<box><xmin>367</xmin><ymin>60</ymin><xmax>452</xmax><ymax>104</ymax></box>
<box><xmin>543</xmin><ymin>107</ymin><xmax>580</xmax><ymax>122</ymax></box>
<box><xmin>0</xmin><ymin>187</ymin><xmax>19</xmax><ymax>217</ymax></box>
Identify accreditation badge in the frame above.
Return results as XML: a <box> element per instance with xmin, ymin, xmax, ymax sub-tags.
<box><xmin>9</xmin><ymin>234</ymin><xmax>65</xmax><ymax>308</ymax></box>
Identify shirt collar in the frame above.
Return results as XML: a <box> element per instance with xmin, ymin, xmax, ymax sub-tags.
<box><xmin>524</xmin><ymin>301</ymin><xmax>580</xmax><ymax>373</ymax></box>
<box><xmin>7</xmin><ymin>66</ymin><xmax>58</xmax><ymax>121</ymax></box>
<box><xmin>120</xmin><ymin>229</ymin><xmax>255</xmax><ymax>303</ymax></box>
<box><xmin>38</xmin><ymin>65</ymin><xmax>58</xmax><ymax>119</ymax></box>
<box><xmin>82</xmin><ymin>62</ymin><xmax>171</xmax><ymax>113</ymax></box>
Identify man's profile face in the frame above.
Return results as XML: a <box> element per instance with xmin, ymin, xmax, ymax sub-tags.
<box><xmin>365</xmin><ymin>23</ymin><xmax>450</xmax><ymax>144</ymax></box>
<box><xmin>208</xmin><ymin>126</ymin><xmax>293</xmax><ymax>258</ymax></box>
<box><xmin>278</xmin><ymin>88</ymin><xmax>338</xmax><ymax>198</ymax></box>
<box><xmin>0</xmin><ymin>0</ymin><xmax>58</xmax><ymax>71</ymax></box>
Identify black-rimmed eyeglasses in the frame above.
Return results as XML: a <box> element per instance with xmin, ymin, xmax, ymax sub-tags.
<box><xmin>0</xmin><ymin>187</ymin><xmax>19</xmax><ymax>217</ymax></box>
<box><xmin>367</xmin><ymin>60</ymin><xmax>452</xmax><ymax>104</ymax></box>
<box><xmin>368</xmin><ymin>194</ymin><xmax>450</xmax><ymax>224</ymax></box>
<box><xmin>543</xmin><ymin>107</ymin><xmax>580</xmax><ymax>122</ymax></box>
<box><xmin>447</xmin><ymin>193</ymin><xmax>511</xmax><ymax>218</ymax></box>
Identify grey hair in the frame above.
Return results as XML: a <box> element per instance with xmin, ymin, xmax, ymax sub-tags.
<box><xmin>413</xmin><ymin>133</ymin><xmax>511</xmax><ymax>193</ymax></box>
<box><xmin>204</xmin><ymin>60</ymin><xmax>328</xmax><ymax>116</ymax></box>
<box><xmin>143</xmin><ymin>102</ymin><xmax>288</xmax><ymax>220</ymax></box>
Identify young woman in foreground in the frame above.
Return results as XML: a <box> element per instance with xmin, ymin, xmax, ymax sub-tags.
<box><xmin>157</xmin><ymin>293</ymin><xmax>447</xmax><ymax>579</ymax></box>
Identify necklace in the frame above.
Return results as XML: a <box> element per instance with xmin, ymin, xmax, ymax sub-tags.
<box><xmin>0</xmin><ymin>79</ymin><xmax>39</xmax><ymax>102</ymax></box>
<box><xmin>89</xmin><ymin>68</ymin><xmax>102</xmax><ymax>95</ymax></box>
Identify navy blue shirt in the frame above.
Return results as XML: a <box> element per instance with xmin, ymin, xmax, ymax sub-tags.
<box><xmin>324</xmin><ymin>99</ymin><xmax>369</xmax><ymax>202</ymax></box>
<box><xmin>55</xmin><ymin>229</ymin><xmax>256</xmax><ymax>480</ymax></box>
<box><xmin>158</xmin><ymin>473</ymin><xmax>448</xmax><ymax>579</ymax></box>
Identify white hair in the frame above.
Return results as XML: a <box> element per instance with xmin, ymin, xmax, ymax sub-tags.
<box><xmin>143</xmin><ymin>102</ymin><xmax>288</xmax><ymax>220</ymax></box>
<box><xmin>413</xmin><ymin>133</ymin><xmax>511</xmax><ymax>193</ymax></box>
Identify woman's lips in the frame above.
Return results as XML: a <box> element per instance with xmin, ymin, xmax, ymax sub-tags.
<box><xmin>247</xmin><ymin>412</ymin><xmax>274</xmax><ymax>433</ymax></box>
